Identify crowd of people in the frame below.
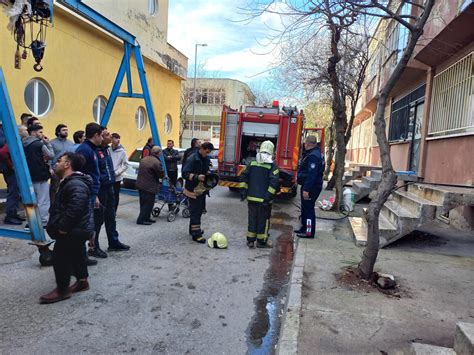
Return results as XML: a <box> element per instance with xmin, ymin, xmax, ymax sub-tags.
<box><xmin>0</xmin><ymin>115</ymin><xmax>133</xmax><ymax>303</ymax></box>
<box><xmin>0</xmin><ymin>114</ymin><xmax>325</xmax><ymax>304</ymax></box>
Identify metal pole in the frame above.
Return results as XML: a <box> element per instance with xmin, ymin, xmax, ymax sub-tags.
<box><xmin>192</xmin><ymin>43</ymin><xmax>197</xmax><ymax>137</ymax></box>
<box><xmin>191</xmin><ymin>43</ymin><xmax>207</xmax><ymax>139</ymax></box>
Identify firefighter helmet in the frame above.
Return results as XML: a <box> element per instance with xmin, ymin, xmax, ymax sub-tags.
<box><xmin>204</xmin><ymin>173</ymin><xmax>219</xmax><ymax>189</ymax></box>
<box><xmin>208</xmin><ymin>232</ymin><xmax>228</xmax><ymax>249</ymax></box>
<box><xmin>259</xmin><ymin>140</ymin><xmax>274</xmax><ymax>155</ymax></box>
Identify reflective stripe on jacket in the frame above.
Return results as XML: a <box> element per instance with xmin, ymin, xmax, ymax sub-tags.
<box><xmin>240</xmin><ymin>160</ymin><xmax>280</xmax><ymax>203</ymax></box>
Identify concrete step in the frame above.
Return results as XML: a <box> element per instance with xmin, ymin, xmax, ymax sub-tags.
<box><xmin>408</xmin><ymin>184</ymin><xmax>447</xmax><ymax>206</ymax></box>
<box><xmin>408</xmin><ymin>343</ymin><xmax>456</xmax><ymax>355</ymax></box>
<box><xmin>454</xmin><ymin>322</ymin><xmax>474</xmax><ymax>355</ymax></box>
<box><xmin>353</xmin><ymin>181</ymin><xmax>371</xmax><ymax>202</ymax></box>
<box><xmin>349</xmin><ymin>213</ymin><xmax>398</xmax><ymax>248</ymax></box>
<box><xmin>381</xmin><ymin>199</ymin><xmax>418</xmax><ymax>230</ymax></box>
<box><xmin>370</xmin><ymin>169</ymin><xmax>382</xmax><ymax>180</ymax></box>
<box><xmin>391</xmin><ymin>190</ymin><xmax>440</xmax><ymax>223</ymax></box>
<box><xmin>408</xmin><ymin>184</ymin><xmax>474</xmax><ymax>214</ymax></box>
<box><xmin>361</xmin><ymin>175</ymin><xmax>380</xmax><ymax>188</ymax></box>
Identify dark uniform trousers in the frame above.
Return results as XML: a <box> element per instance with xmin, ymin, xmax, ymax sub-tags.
<box><xmin>94</xmin><ymin>184</ymin><xmax>119</xmax><ymax>248</ymax></box>
<box><xmin>53</xmin><ymin>237</ymin><xmax>88</xmax><ymax>291</ymax></box>
<box><xmin>137</xmin><ymin>189</ymin><xmax>155</xmax><ymax>223</ymax></box>
<box><xmin>2</xmin><ymin>169</ymin><xmax>20</xmax><ymax>218</ymax></box>
<box><xmin>300</xmin><ymin>188</ymin><xmax>321</xmax><ymax>238</ymax></box>
<box><xmin>247</xmin><ymin>201</ymin><xmax>271</xmax><ymax>244</ymax></box>
<box><xmin>168</xmin><ymin>170</ymin><xmax>178</xmax><ymax>187</ymax></box>
<box><xmin>189</xmin><ymin>194</ymin><xmax>205</xmax><ymax>237</ymax></box>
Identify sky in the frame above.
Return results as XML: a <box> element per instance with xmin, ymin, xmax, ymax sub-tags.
<box><xmin>167</xmin><ymin>0</ymin><xmax>287</xmax><ymax>89</ymax></box>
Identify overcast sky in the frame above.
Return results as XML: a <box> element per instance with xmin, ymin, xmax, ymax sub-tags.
<box><xmin>168</xmin><ymin>0</ymin><xmax>285</xmax><ymax>85</ymax></box>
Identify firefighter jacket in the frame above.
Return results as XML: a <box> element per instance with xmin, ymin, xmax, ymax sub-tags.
<box><xmin>297</xmin><ymin>146</ymin><xmax>324</xmax><ymax>192</ymax></box>
<box><xmin>240</xmin><ymin>160</ymin><xmax>280</xmax><ymax>203</ymax></box>
<box><xmin>182</xmin><ymin>151</ymin><xmax>210</xmax><ymax>193</ymax></box>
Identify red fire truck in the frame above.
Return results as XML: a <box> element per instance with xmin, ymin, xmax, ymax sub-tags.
<box><xmin>217</xmin><ymin>102</ymin><xmax>307</xmax><ymax>197</ymax></box>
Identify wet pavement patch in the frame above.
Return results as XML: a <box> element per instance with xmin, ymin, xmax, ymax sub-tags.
<box><xmin>246</xmin><ymin>223</ymin><xmax>294</xmax><ymax>354</ymax></box>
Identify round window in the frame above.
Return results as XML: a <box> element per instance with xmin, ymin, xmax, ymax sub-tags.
<box><xmin>136</xmin><ymin>106</ymin><xmax>147</xmax><ymax>131</ymax></box>
<box><xmin>93</xmin><ymin>96</ymin><xmax>108</xmax><ymax>123</ymax></box>
<box><xmin>164</xmin><ymin>114</ymin><xmax>172</xmax><ymax>134</ymax></box>
<box><xmin>24</xmin><ymin>79</ymin><xmax>53</xmax><ymax>117</ymax></box>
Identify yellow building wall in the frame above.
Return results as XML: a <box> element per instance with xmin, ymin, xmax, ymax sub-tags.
<box><xmin>0</xmin><ymin>6</ymin><xmax>181</xmax><ymax>160</ymax></box>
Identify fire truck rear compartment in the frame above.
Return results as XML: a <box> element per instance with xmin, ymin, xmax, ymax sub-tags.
<box><xmin>239</xmin><ymin>135</ymin><xmax>278</xmax><ymax>165</ymax></box>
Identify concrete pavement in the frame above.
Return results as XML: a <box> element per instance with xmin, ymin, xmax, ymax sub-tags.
<box><xmin>278</xmin><ymin>195</ymin><xmax>474</xmax><ymax>354</ymax></box>
<box><xmin>0</xmin><ymin>187</ymin><xmax>299</xmax><ymax>354</ymax></box>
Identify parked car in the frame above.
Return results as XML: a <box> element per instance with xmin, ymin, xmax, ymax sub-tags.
<box><xmin>122</xmin><ymin>147</ymin><xmax>186</xmax><ymax>189</ymax></box>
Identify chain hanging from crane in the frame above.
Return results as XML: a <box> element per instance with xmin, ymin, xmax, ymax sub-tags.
<box><xmin>3</xmin><ymin>0</ymin><xmax>52</xmax><ymax>71</ymax></box>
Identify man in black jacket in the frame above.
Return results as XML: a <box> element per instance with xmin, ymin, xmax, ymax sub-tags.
<box><xmin>182</xmin><ymin>142</ymin><xmax>213</xmax><ymax>243</ymax></box>
<box><xmin>162</xmin><ymin>139</ymin><xmax>180</xmax><ymax>186</ymax></box>
<box><xmin>41</xmin><ymin>153</ymin><xmax>94</xmax><ymax>304</ymax></box>
<box><xmin>182</xmin><ymin>138</ymin><xmax>201</xmax><ymax>166</ymax></box>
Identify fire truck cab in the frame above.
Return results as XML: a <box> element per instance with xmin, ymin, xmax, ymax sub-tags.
<box><xmin>217</xmin><ymin>102</ymin><xmax>304</xmax><ymax>197</ymax></box>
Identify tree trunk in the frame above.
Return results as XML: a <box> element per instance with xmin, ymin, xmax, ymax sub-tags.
<box><xmin>323</xmin><ymin>120</ymin><xmax>335</xmax><ymax>181</ymax></box>
<box><xmin>357</xmin><ymin>94</ymin><xmax>397</xmax><ymax>278</ymax></box>
<box><xmin>333</xmin><ymin>115</ymin><xmax>347</xmax><ymax>210</ymax></box>
<box><xmin>357</xmin><ymin>0</ymin><xmax>435</xmax><ymax>279</ymax></box>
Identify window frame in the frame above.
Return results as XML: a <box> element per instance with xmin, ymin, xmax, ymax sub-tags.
<box><xmin>93</xmin><ymin>95</ymin><xmax>108</xmax><ymax>123</ymax></box>
<box><xmin>135</xmin><ymin>106</ymin><xmax>147</xmax><ymax>131</ymax></box>
<box><xmin>164</xmin><ymin>114</ymin><xmax>172</xmax><ymax>134</ymax></box>
<box><xmin>24</xmin><ymin>78</ymin><xmax>53</xmax><ymax>117</ymax></box>
<box><xmin>148</xmin><ymin>0</ymin><xmax>158</xmax><ymax>16</ymax></box>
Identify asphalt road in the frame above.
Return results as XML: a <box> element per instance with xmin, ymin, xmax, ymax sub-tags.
<box><xmin>0</xmin><ymin>186</ymin><xmax>298</xmax><ymax>354</ymax></box>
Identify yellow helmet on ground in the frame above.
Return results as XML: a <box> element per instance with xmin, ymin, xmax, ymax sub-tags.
<box><xmin>208</xmin><ymin>232</ymin><xmax>228</xmax><ymax>249</ymax></box>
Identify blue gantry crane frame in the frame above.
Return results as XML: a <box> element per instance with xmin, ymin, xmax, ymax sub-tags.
<box><xmin>0</xmin><ymin>0</ymin><xmax>167</xmax><ymax>249</ymax></box>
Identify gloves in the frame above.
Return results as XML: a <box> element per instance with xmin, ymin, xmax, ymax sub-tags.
<box><xmin>262</xmin><ymin>199</ymin><xmax>270</xmax><ymax>206</ymax></box>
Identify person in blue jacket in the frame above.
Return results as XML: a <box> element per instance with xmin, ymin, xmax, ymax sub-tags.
<box><xmin>295</xmin><ymin>135</ymin><xmax>325</xmax><ymax>239</ymax></box>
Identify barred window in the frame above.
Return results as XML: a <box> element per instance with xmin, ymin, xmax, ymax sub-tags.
<box><xmin>389</xmin><ymin>85</ymin><xmax>426</xmax><ymax>142</ymax></box>
<box><xmin>429</xmin><ymin>52</ymin><xmax>474</xmax><ymax>136</ymax></box>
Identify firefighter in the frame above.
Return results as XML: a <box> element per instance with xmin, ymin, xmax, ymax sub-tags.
<box><xmin>182</xmin><ymin>141</ymin><xmax>214</xmax><ymax>244</ymax></box>
<box><xmin>295</xmin><ymin>135</ymin><xmax>324</xmax><ymax>239</ymax></box>
<box><xmin>240</xmin><ymin>140</ymin><xmax>279</xmax><ymax>249</ymax></box>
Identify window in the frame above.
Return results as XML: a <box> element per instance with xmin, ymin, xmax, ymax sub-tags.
<box><xmin>164</xmin><ymin>114</ymin><xmax>172</xmax><ymax>134</ymax></box>
<box><xmin>429</xmin><ymin>52</ymin><xmax>474</xmax><ymax>136</ymax></box>
<box><xmin>24</xmin><ymin>79</ymin><xmax>52</xmax><ymax>117</ymax></box>
<box><xmin>93</xmin><ymin>96</ymin><xmax>108</xmax><ymax>123</ymax></box>
<box><xmin>389</xmin><ymin>85</ymin><xmax>426</xmax><ymax>142</ymax></box>
<box><xmin>368</xmin><ymin>47</ymin><xmax>380</xmax><ymax>80</ymax></box>
<box><xmin>212</xmin><ymin>126</ymin><xmax>220</xmax><ymax>138</ymax></box>
<box><xmin>148</xmin><ymin>0</ymin><xmax>158</xmax><ymax>16</ymax></box>
<box><xmin>135</xmin><ymin>106</ymin><xmax>147</xmax><ymax>131</ymax></box>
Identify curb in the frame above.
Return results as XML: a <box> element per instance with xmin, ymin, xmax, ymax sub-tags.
<box><xmin>277</xmin><ymin>236</ymin><xmax>306</xmax><ymax>355</ymax></box>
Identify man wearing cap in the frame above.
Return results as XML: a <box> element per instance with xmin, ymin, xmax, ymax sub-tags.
<box><xmin>240</xmin><ymin>140</ymin><xmax>280</xmax><ymax>248</ymax></box>
<box><xmin>295</xmin><ymin>135</ymin><xmax>325</xmax><ymax>239</ymax></box>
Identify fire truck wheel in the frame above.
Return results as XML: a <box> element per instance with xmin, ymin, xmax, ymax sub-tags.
<box><xmin>290</xmin><ymin>186</ymin><xmax>298</xmax><ymax>198</ymax></box>
<box><xmin>39</xmin><ymin>247</ymin><xmax>53</xmax><ymax>266</ymax></box>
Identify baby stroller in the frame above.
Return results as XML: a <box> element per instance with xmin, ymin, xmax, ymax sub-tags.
<box><xmin>152</xmin><ymin>179</ymin><xmax>190</xmax><ymax>222</ymax></box>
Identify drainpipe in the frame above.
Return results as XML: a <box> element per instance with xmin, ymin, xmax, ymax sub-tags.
<box><xmin>418</xmin><ymin>66</ymin><xmax>435</xmax><ymax>180</ymax></box>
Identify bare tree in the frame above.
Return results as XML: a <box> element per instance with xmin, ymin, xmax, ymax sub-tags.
<box><xmin>347</xmin><ymin>0</ymin><xmax>436</xmax><ymax>279</ymax></box>
<box><xmin>246</xmin><ymin>0</ymin><xmax>436</xmax><ymax>279</ymax></box>
<box><xmin>179</xmin><ymin>83</ymin><xmax>193</xmax><ymax>146</ymax></box>
<box><xmin>247</xmin><ymin>1</ymin><xmax>370</xmax><ymax>210</ymax></box>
